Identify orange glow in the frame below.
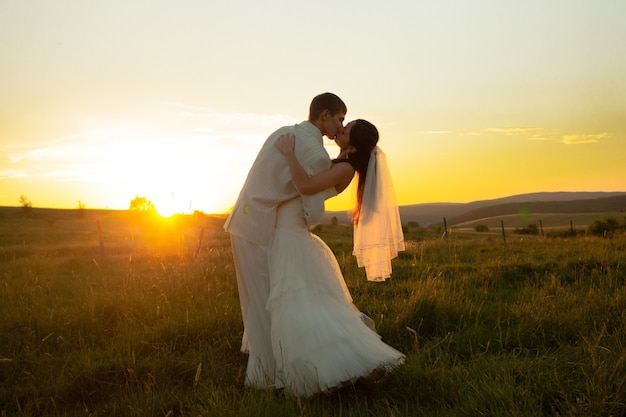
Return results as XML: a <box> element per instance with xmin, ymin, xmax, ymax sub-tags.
<box><xmin>1</xmin><ymin>2</ymin><xmax>625</xmax><ymax>212</ymax></box>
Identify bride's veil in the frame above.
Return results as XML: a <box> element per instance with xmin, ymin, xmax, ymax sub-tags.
<box><xmin>353</xmin><ymin>147</ymin><xmax>405</xmax><ymax>281</ymax></box>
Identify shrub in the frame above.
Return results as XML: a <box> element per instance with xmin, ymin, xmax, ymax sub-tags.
<box><xmin>406</xmin><ymin>221</ymin><xmax>420</xmax><ymax>229</ymax></box>
<box><xmin>587</xmin><ymin>216</ymin><xmax>626</xmax><ymax>238</ymax></box>
<box><xmin>515</xmin><ymin>224</ymin><xmax>539</xmax><ymax>235</ymax></box>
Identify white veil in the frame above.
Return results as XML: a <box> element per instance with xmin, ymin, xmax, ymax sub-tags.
<box><xmin>353</xmin><ymin>147</ymin><xmax>405</xmax><ymax>281</ymax></box>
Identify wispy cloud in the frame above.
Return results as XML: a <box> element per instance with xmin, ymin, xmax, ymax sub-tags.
<box><xmin>485</xmin><ymin>127</ymin><xmax>543</xmax><ymax>135</ymax></box>
<box><xmin>1</xmin><ymin>102</ymin><xmax>302</xmax><ymax>185</ymax></box>
<box><xmin>484</xmin><ymin>127</ymin><xmax>609</xmax><ymax>145</ymax></box>
<box><xmin>162</xmin><ymin>101</ymin><xmax>297</xmax><ymax>134</ymax></box>
<box><xmin>0</xmin><ymin>169</ymin><xmax>25</xmax><ymax>181</ymax></box>
<box><xmin>425</xmin><ymin>129</ymin><xmax>483</xmax><ymax>137</ymax></box>
<box><xmin>527</xmin><ymin>133</ymin><xmax>557</xmax><ymax>141</ymax></box>
<box><xmin>561</xmin><ymin>133</ymin><xmax>609</xmax><ymax>145</ymax></box>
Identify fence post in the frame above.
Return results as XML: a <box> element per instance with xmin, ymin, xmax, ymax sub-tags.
<box><xmin>443</xmin><ymin>217</ymin><xmax>448</xmax><ymax>239</ymax></box>
<box><xmin>501</xmin><ymin>220</ymin><xmax>506</xmax><ymax>243</ymax></box>
<box><xmin>539</xmin><ymin>220</ymin><xmax>544</xmax><ymax>236</ymax></box>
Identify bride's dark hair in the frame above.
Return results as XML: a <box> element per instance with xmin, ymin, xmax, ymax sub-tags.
<box><xmin>347</xmin><ymin>119</ymin><xmax>379</xmax><ymax>222</ymax></box>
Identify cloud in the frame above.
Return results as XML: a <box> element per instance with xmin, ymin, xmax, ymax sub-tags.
<box><xmin>527</xmin><ymin>133</ymin><xmax>557</xmax><ymax>141</ymax></box>
<box><xmin>1</xmin><ymin>103</ymin><xmax>302</xmax><ymax>186</ymax></box>
<box><xmin>425</xmin><ymin>130</ymin><xmax>484</xmax><ymax>137</ymax></box>
<box><xmin>161</xmin><ymin>101</ymin><xmax>297</xmax><ymax>134</ymax></box>
<box><xmin>0</xmin><ymin>169</ymin><xmax>25</xmax><ymax>181</ymax></box>
<box><xmin>485</xmin><ymin>127</ymin><xmax>543</xmax><ymax>135</ymax></box>
<box><xmin>156</xmin><ymin>101</ymin><xmax>300</xmax><ymax>148</ymax></box>
<box><xmin>484</xmin><ymin>127</ymin><xmax>610</xmax><ymax>145</ymax></box>
<box><xmin>561</xmin><ymin>133</ymin><xmax>608</xmax><ymax>145</ymax></box>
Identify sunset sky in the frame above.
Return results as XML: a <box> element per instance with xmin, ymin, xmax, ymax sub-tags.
<box><xmin>1</xmin><ymin>1</ymin><xmax>625</xmax><ymax>216</ymax></box>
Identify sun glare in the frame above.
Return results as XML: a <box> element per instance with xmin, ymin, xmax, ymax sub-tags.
<box><xmin>152</xmin><ymin>193</ymin><xmax>190</xmax><ymax>218</ymax></box>
<box><xmin>73</xmin><ymin>120</ymin><xmax>251</xmax><ymax>216</ymax></box>
<box><xmin>3</xmin><ymin>108</ymin><xmax>359</xmax><ymax>214</ymax></box>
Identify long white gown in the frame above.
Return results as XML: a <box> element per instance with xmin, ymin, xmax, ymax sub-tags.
<box><xmin>266</xmin><ymin>197</ymin><xmax>405</xmax><ymax>397</ymax></box>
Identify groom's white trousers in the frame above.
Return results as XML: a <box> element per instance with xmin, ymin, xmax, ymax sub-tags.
<box><xmin>230</xmin><ymin>235</ymin><xmax>276</xmax><ymax>387</ymax></box>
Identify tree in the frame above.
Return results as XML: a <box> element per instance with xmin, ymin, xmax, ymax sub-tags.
<box><xmin>19</xmin><ymin>195</ymin><xmax>33</xmax><ymax>209</ymax></box>
<box><xmin>129</xmin><ymin>195</ymin><xmax>156</xmax><ymax>212</ymax></box>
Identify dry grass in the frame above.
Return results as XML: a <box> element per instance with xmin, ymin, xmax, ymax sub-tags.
<box><xmin>0</xmin><ymin>207</ymin><xmax>625</xmax><ymax>416</ymax></box>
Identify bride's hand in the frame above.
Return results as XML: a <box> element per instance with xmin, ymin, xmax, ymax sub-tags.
<box><xmin>274</xmin><ymin>133</ymin><xmax>296</xmax><ymax>155</ymax></box>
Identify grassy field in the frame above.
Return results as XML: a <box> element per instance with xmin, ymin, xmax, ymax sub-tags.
<box><xmin>1</xmin><ymin>207</ymin><xmax>625</xmax><ymax>416</ymax></box>
<box><xmin>449</xmin><ymin>211</ymin><xmax>626</xmax><ymax>232</ymax></box>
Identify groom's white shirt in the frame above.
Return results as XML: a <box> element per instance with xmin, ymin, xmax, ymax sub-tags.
<box><xmin>224</xmin><ymin>121</ymin><xmax>336</xmax><ymax>246</ymax></box>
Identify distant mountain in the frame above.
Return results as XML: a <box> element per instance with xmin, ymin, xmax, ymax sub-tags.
<box><xmin>324</xmin><ymin>191</ymin><xmax>626</xmax><ymax>226</ymax></box>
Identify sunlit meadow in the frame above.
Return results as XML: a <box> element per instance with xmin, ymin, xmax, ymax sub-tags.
<box><xmin>0</xmin><ymin>207</ymin><xmax>624</xmax><ymax>416</ymax></box>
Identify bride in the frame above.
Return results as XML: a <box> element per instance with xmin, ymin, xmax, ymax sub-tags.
<box><xmin>264</xmin><ymin>119</ymin><xmax>405</xmax><ymax>397</ymax></box>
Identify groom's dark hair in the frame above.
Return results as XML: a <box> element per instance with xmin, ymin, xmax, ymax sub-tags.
<box><xmin>309</xmin><ymin>92</ymin><xmax>347</xmax><ymax>120</ymax></box>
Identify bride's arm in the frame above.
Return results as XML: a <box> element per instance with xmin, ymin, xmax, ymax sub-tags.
<box><xmin>275</xmin><ymin>133</ymin><xmax>353</xmax><ymax>195</ymax></box>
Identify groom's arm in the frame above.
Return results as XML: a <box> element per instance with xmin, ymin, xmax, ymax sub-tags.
<box><xmin>302</xmin><ymin>190</ymin><xmax>335</xmax><ymax>227</ymax></box>
<box><xmin>298</xmin><ymin>144</ymin><xmax>337</xmax><ymax>227</ymax></box>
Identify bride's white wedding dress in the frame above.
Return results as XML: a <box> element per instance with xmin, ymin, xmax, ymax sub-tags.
<box><xmin>265</xmin><ymin>197</ymin><xmax>405</xmax><ymax>397</ymax></box>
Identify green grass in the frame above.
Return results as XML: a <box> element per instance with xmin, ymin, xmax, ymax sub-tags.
<box><xmin>1</xmin><ymin>208</ymin><xmax>625</xmax><ymax>416</ymax></box>
<box><xmin>450</xmin><ymin>211</ymin><xmax>626</xmax><ymax>231</ymax></box>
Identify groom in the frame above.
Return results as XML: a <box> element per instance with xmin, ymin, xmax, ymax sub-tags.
<box><xmin>224</xmin><ymin>92</ymin><xmax>347</xmax><ymax>387</ymax></box>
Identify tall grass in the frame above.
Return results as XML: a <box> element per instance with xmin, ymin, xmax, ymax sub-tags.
<box><xmin>1</xmin><ymin>209</ymin><xmax>625</xmax><ymax>416</ymax></box>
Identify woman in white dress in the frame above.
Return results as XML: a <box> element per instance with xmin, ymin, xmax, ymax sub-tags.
<box><xmin>267</xmin><ymin>119</ymin><xmax>406</xmax><ymax>397</ymax></box>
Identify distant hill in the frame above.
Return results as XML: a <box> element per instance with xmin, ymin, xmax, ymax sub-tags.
<box><xmin>3</xmin><ymin>191</ymin><xmax>625</xmax><ymax>228</ymax></box>
<box><xmin>448</xmin><ymin>195</ymin><xmax>626</xmax><ymax>225</ymax></box>
<box><xmin>324</xmin><ymin>191</ymin><xmax>626</xmax><ymax>226</ymax></box>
